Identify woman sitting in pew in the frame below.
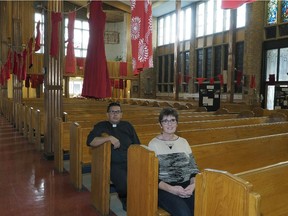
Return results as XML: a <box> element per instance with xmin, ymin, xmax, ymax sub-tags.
<box><xmin>148</xmin><ymin>107</ymin><xmax>199</xmax><ymax>216</ymax></box>
<box><xmin>87</xmin><ymin>102</ymin><xmax>140</xmax><ymax>211</ymax></box>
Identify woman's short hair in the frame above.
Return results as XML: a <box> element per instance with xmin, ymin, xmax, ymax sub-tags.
<box><xmin>159</xmin><ymin>107</ymin><xmax>179</xmax><ymax>123</ymax></box>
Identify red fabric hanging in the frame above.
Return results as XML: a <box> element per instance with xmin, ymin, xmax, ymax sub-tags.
<box><xmin>17</xmin><ymin>53</ymin><xmax>22</xmax><ymax>81</ymax></box>
<box><xmin>250</xmin><ymin>74</ymin><xmax>256</xmax><ymax>89</ymax></box>
<box><xmin>119</xmin><ymin>79</ymin><xmax>124</xmax><ymax>89</ymax></box>
<box><xmin>13</xmin><ymin>51</ymin><xmax>17</xmax><ymax>75</ymax></box>
<box><xmin>196</xmin><ymin>77</ymin><xmax>206</xmax><ymax>84</ymax></box>
<box><xmin>178</xmin><ymin>73</ymin><xmax>182</xmax><ymax>85</ymax></box>
<box><xmin>21</xmin><ymin>49</ymin><xmax>27</xmax><ymax>81</ymax></box>
<box><xmin>76</xmin><ymin>57</ymin><xmax>85</xmax><ymax>69</ymax></box>
<box><xmin>65</xmin><ymin>11</ymin><xmax>76</xmax><ymax>74</ymax></box>
<box><xmin>114</xmin><ymin>80</ymin><xmax>119</xmax><ymax>89</ymax></box>
<box><xmin>236</xmin><ymin>70</ymin><xmax>243</xmax><ymax>86</ymax></box>
<box><xmin>209</xmin><ymin>77</ymin><xmax>215</xmax><ymax>84</ymax></box>
<box><xmin>82</xmin><ymin>0</ymin><xmax>111</xmax><ymax>98</ymax></box>
<box><xmin>130</xmin><ymin>0</ymin><xmax>153</xmax><ymax>75</ymax></box>
<box><xmin>0</xmin><ymin>67</ymin><xmax>4</xmax><ymax>86</ymax></box>
<box><xmin>119</xmin><ymin>62</ymin><xmax>128</xmax><ymax>76</ymax></box>
<box><xmin>217</xmin><ymin>74</ymin><xmax>224</xmax><ymax>86</ymax></box>
<box><xmin>25</xmin><ymin>75</ymin><xmax>30</xmax><ymax>88</ymax></box>
<box><xmin>50</xmin><ymin>12</ymin><xmax>62</xmax><ymax>57</ymax></box>
<box><xmin>4</xmin><ymin>62</ymin><xmax>10</xmax><ymax>80</ymax></box>
<box><xmin>221</xmin><ymin>0</ymin><xmax>256</xmax><ymax>9</ymax></box>
<box><xmin>6</xmin><ymin>49</ymin><xmax>12</xmax><ymax>70</ymax></box>
<box><xmin>184</xmin><ymin>75</ymin><xmax>192</xmax><ymax>83</ymax></box>
<box><xmin>35</xmin><ymin>21</ymin><xmax>41</xmax><ymax>52</ymax></box>
<box><xmin>28</xmin><ymin>37</ymin><xmax>34</xmax><ymax>68</ymax></box>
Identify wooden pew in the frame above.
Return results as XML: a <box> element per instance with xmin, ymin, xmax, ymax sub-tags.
<box><xmin>72</xmin><ymin>119</ymin><xmax>287</xmax><ymax>190</ymax></box>
<box><xmin>56</xmin><ymin>113</ymin><xmax>258</xmax><ymax>173</ymax></box>
<box><xmin>138</xmin><ymin>121</ymin><xmax>288</xmax><ymax>144</ymax></box>
<box><xmin>127</xmin><ymin>133</ymin><xmax>288</xmax><ymax>215</ymax></box>
<box><xmin>195</xmin><ymin>161</ymin><xmax>288</xmax><ymax>216</ymax></box>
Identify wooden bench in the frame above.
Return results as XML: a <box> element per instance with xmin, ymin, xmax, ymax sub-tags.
<box><xmin>127</xmin><ymin>133</ymin><xmax>288</xmax><ymax>215</ymax></box>
<box><xmin>55</xmin><ymin>111</ymin><xmax>255</xmax><ymax>173</ymax></box>
<box><xmin>195</xmin><ymin>161</ymin><xmax>288</xmax><ymax>216</ymax></box>
<box><xmin>70</xmin><ymin>119</ymin><xmax>288</xmax><ymax>190</ymax></box>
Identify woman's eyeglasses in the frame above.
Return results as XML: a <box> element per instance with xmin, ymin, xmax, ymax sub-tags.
<box><xmin>161</xmin><ymin>119</ymin><xmax>177</xmax><ymax>125</ymax></box>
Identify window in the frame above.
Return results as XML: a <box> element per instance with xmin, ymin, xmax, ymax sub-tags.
<box><xmin>157</xmin><ymin>6</ymin><xmax>193</xmax><ymax>45</ymax></box>
<box><xmin>236</xmin><ymin>4</ymin><xmax>246</xmax><ymax>28</ymax></box>
<box><xmin>34</xmin><ymin>12</ymin><xmax>45</xmax><ymax>53</ymax></box>
<box><xmin>196</xmin><ymin>0</ymin><xmax>245</xmax><ymax>37</ymax></box>
<box><xmin>267</xmin><ymin>0</ymin><xmax>278</xmax><ymax>25</ymax></box>
<box><xmin>64</xmin><ymin>18</ymin><xmax>89</xmax><ymax>57</ymax></box>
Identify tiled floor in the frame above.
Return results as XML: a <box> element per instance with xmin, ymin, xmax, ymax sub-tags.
<box><xmin>0</xmin><ymin>114</ymin><xmax>118</xmax><ymax>216</ymax></box>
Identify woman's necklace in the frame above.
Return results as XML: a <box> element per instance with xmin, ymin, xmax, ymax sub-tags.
<box><xmin>160</xmin><ymin>134</ymin><xmax>177</xmax><ymax>149</ymax></box>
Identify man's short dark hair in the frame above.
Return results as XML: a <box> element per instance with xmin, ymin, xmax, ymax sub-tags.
<box><xmin>107</xmin><ymin>102</ymin><xmax>121</xmax><ymax>112</ymax></box>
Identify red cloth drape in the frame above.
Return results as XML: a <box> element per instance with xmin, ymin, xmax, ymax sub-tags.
<box><xmin>217</xmin><ymin>74</ymin><xmax>224</xmax><ymax>86</ymax></box>
<box><xmin>196</xmin><ymin>77</ymin><xmax>206</xmax><ymax>84</ymax></box>
<box><xmin>4</xmin><ymin>62</ymin><xmax>10</xmax><ymax>80</ymax></box>
<box><xmin>250</xmin><ymin>75</ymin><xmax>256</xmax><ymax>89</ymax></box>
<box><xmin>17</xmin><ymin>53</ymin><xmax>22</xmax><ymax>81</ymax></box>
<box><xmin>25</xmin><ymin>75</ymin><xmax>30</xmax><ymax>88</ymax></box>
<box><xmin>50</xmin><ymin>12</ymin><xmax>62</xmax><ymax>57</ymax></box>
<box><xmin>209</xmin><ymin>77</ymin><xmax>215</xmax><ymax>84</ymax></box>
<box><xmin>178</xmin><ymin>73</ymin><xmax>182</xmax><ymax>85</ymax></box>
<box><xmin>236</xmin><ymin>70</ymin><xmax>243</xmax><ymax>86</ymax></box>
<box><xmin>131</xmin><ymin>0</ymin><xmax>153</xmax><ymax>75</ymax></box>
<box><xmin>35</xmin><ymin>21</ymin><xmax>41</xmax><ymax>52</ymax></box>
<box><xmin>76</xmin><ymin>57</ymin><xmax>85</xmax><ymax>69</ymax></box>
<box><xmin>13</xmin><ymin>51</ymin><xmax>17</xmax><ymax>75</ymax></box>
<box><xmin>119</xmin><ymin>62</ymin><xmax>128</xmax><ymax>77</ymax></box>
<box><xmin>221</xmin><ymin>0</ymin><xmax>256</xmax><ymax>9</ymax></box>
<box><xmin>82</xmin><ymin>0</ymin><xmax>111</xmax><ymax>98</ymax></box>
<box><xmin>28</xmin><ymin>37</ymin><xmax>34</xmax><ymax>68</ymax></box>
<box><xmin>0</xmin><ymin>67</ymin><xmax>4</xmax><ymax>86</ymax></box>
<box><xmin>65</xmin><ymin>11</ymin><xmax>76</xmax><ymax>74</ymax></box>
<box><xmin>21</xmin><ymin>49</ymin><xmax>27</xmax><ymax>81</ymax></box>
<box><xmin>184</xmin><ymin>75</ymin><xmax>192</xmax><ymax>83</ymax></box>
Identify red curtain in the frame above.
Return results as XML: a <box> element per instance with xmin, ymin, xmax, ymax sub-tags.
<box><xmin>81</xmin><ymin>0</ymin><xmax>111</xmax><ymax>98</ymax></box>
<box><xmin>35</xmin><ymin>21</ymin><xmax>41</xmax><ymax>52</ymax></box>
<box><xmin>50</xmin><ymin>12</ymin><xmax>62</xmax><ymax>57</ymax></box>
<box><xmin>222</xmin><ymin>0</ymin><xmax>256</xmax><ymax>9</ymax></box>
<box><xmin>65</xmin><ymin>11</ymin><xmax>76</xmax><ymax>74</ymax></box>
<box><xmin>130</xmin><ymin>0</ymin><xmax>153</xmax><ymax>75</ymax></box>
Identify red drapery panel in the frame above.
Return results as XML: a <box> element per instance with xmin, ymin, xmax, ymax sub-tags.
<box><xmin>236</xmin><ymin>70</ymin><xmax>243</xmax><ymax>86</ymax></box>
<box><xmin>221</xmin><ymin>0</ymin><xmax>256</xmax><ymax>9</ymax></box>
<box><xmin>21</xmin><ymin>49</ymin><xmax>27</xmax><ymax>81</ymax></box>
<box><xmin>28</xmin><ymin>37</ymin><xmax>34</xmax><ymax>68</ymax></box>
<box><xmin>82</xmin><ymin>0</ymin><xmax>111</xmax><ymax>98</ymax></box>
<box><xmin>210</xmin><ymin>77</ymin><xmax>215</xmax><ymax>84</ymax></box>
<box><xmin>130</xmin><ymin>0</ymin><xmax>153</xmax><ymax>75</ymax></box>
<box><xmin>196</xmin><ymin>77</ymin><xmax>206</xmax><ymax>84</ymax></box>
<box><xmin>217</xmin><ymin>74</ymin><xmax>224</xmax><ymax>86</ymax></box>
<box><xmin>119</xmin><ymin>62</ymin><xmax>128</xmax><ymax>77</ymax></box>
<box><xmin>65</xmin><ymin>11</ymin><xmax>76</xmax><ymax>74</ymax></box>
<box><xmin>50</xmin><ymin>12</ymin><xmax>62</xmax><ymax>57</ymax></box>
<box><xmin>250</xmin><ymin>74</ymin><xmax>256</xmax><ymax>89</ymax></box>
<box><xmin>35</xmin><ymin>21</ymin><xmax>41</xmax><ymax>52</ymax></box>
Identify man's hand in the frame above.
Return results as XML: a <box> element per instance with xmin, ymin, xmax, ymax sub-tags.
<box><xmin>109</xmin><ymin>136</ymin><xmax>120</xmax><ymax>149</ymax></box>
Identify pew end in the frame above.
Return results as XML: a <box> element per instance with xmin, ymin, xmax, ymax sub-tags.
<box><xmin>195</xmin><ymin>169</ymin><xmax>261</xmax><ymax>216</ymax></box>
<box><xmin>127</xmin><ymin>145</ymin><xmax>160</xmax><ymax>216</ymax></box>
<box><xmin>91</xmin><ymin>138</ymin><xmax>111</xmax><ymax>216</ymax></box>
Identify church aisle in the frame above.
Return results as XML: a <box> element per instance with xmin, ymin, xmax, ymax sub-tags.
<box><xmin>0</xmin><ymin>114</ymin><xmax>115</xmax><ymax>216</ymax></box>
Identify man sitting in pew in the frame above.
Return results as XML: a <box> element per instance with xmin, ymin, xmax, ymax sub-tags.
<box><xmin>149</xmin><ymin>108</ymin><xmax>200</xmax><ymax>216</ymax></box>
<box><xmin>87</xmin><ymin>102</ymin><xmax>140</xmax><ymax>211</ymax></box>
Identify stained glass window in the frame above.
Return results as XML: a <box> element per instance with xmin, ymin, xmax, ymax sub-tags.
<box><xmin>281</xmin><ymin>0</ymin><xmax>288</xmax><ymax>23</ymax></box>
<box><xmin>267</xmin><ymin>0</ymin><xmax>277</xmax><ymax>24</ymax></box>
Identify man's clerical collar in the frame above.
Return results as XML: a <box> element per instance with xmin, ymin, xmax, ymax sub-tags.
<box><xmin>112</xmin><ymin>124</ymin><xmax>117</xmax><ymax>128</ymax></box>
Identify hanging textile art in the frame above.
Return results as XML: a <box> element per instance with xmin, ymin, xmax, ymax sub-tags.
<box><xmin>130</xmin><ymin>0</ymin><xmax>153</xmax><ymax>75</ymax></box>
